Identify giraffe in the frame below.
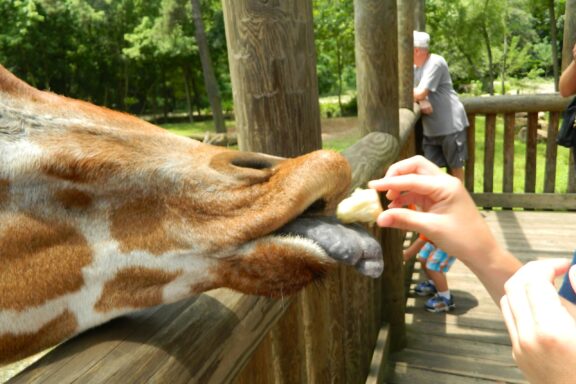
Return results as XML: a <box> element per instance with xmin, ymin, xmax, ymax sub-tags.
<box><xmin>0</xmin><ymin>65</ymin><xmax>383</xmax><ymax>365</ymax></box>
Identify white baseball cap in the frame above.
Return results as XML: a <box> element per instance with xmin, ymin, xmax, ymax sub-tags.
<box><xmin>413</xmin><ymin>31</ymin><xmax>430</xmax><ymax>48</ymax></box>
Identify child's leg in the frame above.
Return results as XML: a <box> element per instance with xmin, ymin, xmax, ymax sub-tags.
<box><xmin>426</xmin><ymin>269</ymin><xmax>449</xmax><ymax>292</ymax></box>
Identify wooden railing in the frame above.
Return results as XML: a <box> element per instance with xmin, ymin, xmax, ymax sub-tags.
<box><xmin>8</xmin><ymin>108</ymin><xmax>420</xmax><ymax>384</ymax></box>
<box><xmin>462</xmin><ymin>94</ymin><xmax>576</xmax><ymax>210</ymax></box>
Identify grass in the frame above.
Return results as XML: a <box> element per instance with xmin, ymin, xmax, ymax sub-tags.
<box><xmin>161</xmin><ymin>120</ymin><xmax>235</xmax><ymax>137</ymax></box>
<box><xmin>472</xmin><ymin>115</ymin><xmax>572</xmax><ymax>194</ymax></box>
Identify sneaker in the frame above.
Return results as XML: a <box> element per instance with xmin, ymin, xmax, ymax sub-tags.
<box><xmin>414</xmin><ymin>281</ymin><xmax>437</xmax><ymax>296</ymax></box>
<box><xmin>425</xmin><ymin>294</ymin><xmax>455</xmax><ymax>313</ymax></box>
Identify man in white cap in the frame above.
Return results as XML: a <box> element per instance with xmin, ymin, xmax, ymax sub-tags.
<box><xmin>413</xmin><ymin>30</ymin><xmax>468</xmax><ymax>183</ymax></box>
<box><xmin>409</xmin><ymin>30</ymin><xmax>469</xmax><ymax>313</ymax></box>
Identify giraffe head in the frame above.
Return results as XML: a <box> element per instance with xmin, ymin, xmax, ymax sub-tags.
<box><xmin>0</xmin><ymin>65</ymin><xmax>382</xmax><ymax>364</ymax></box>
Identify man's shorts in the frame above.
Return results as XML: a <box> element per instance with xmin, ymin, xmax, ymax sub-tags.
<box><xmin>417</xmin><ymin>242</ymin><xmax>456</xmax><ymax>273</ymax></box>
<box><xmin>423</xmin><ymin>129</ymin><xmax>467</xmax><ymax>169</ymax></box>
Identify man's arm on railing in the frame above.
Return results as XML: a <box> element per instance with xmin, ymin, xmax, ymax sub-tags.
<box><xmin>560</xmin><ymin>43</ymin><xmax>576</xmax><ymax>97</ymax></box>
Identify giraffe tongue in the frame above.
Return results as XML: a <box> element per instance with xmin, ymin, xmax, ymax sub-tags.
<box><xmin>276</xmin><ymin>217</ymin><xmax>384</xmax><ymax>278</ymax></box>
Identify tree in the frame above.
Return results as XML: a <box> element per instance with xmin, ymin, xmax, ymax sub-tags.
<box><xmin>190</xmin><ymin>0</ymin><xmax>225</xmax><ymax>133</ymax></box>
<box><xmin>313</xmin><ymin>0</ymin><xmax>355</xmax><ymax>114</ymax></box>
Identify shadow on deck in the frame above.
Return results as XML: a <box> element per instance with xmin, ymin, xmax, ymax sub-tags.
<box><xmin>387</xmin><ymin>210</ymin><xmax>576</xmax><ymax>384</ymax></box>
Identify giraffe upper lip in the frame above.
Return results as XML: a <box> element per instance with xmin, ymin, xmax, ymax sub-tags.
<box><xmin>275</xmin><ymin>216</ymin><xmax>383</xmax><ymax>278</ymax></box>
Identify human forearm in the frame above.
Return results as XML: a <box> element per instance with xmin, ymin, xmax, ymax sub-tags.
<box><xmin>461</xmin><ymin>246</ymin><xmax>522</xmax><ymax>305</ymax></box>
<box><xmin>559</xmin><ymin>61</ymin><xmax>576</xmax><ymax>97</ymax></box>
<box><xmin>413</xmin><ymin>87</ymin><xmax>429</xmax><ymax>102</ymax></box>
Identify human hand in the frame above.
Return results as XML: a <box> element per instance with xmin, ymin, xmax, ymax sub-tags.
<box><xmin>572</xmin><ymin>43</ymin><xmax>576</xmax><ymax>61</ymax></box>
<box><xmin>419</xmin><ymin>99</ymin><xmax>433</xmax><ymax>115</ymax></box>
<box><xmin>367</xmin><ymin>155</ymin><xmax>499</xmax><ymax>262</ymax></box>
<box><xmin>500</xmin><ymin>259</ymin><xmax>576</xmax><ymax>384</ymax></box>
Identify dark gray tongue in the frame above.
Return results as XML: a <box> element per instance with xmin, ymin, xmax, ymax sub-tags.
<box><xmin>276</xmin><ymin>217</ymin><xmax>384</xmax><ymax>278</ymax></box>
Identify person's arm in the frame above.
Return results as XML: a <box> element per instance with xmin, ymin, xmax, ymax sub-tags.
<box><xmin>403</xmin><ymin>236</ymin><xmax>426</xmax><ymax>261</ymax></box>
<box><xmin>413</xmin><ymin>87</ymin><xmax>429</xmax><ymax>102</ymax></box>
<box><xmin>559</xmin><ymin>43</ymin><xmax>576</xmax><ymax>97</ymax></box>
<box><xmin>368</xmin><ymin>155</ymin><xmax>522</xmax><ymax>304</ymax></box>
<box><xmin>500</xmin><ymin>259</ymin><xmax>576</xmax><ymax>384</ymax></box>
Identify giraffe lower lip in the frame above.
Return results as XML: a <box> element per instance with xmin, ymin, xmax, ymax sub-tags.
<box><xmin>275</xmin><ymin>216</ymin><xmax>384</xmax><ymax>278</ymax></box>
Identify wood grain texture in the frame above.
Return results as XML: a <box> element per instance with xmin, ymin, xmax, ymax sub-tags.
<box><xmin>397</xmin><ymin>0</ymin><xmax>414</xmax><ymax>110</ymax></box>
<box><xmin>222</xmin><ymin>0</ymin><xmax>321</xmax><ymax>156</ymax></box>
<box><xmin>354</xmin><ymin>0</ymin><xmax>399</xmax><ymax>137</ymax></box>
<box><xmin>10</xmin><ymin>292</ymin><xmax>288</xmax><ymax>383</ymax></box>
<box><xmin>341</xmin><ymin>132</ymin><xmax>400</xmax><ymax>191</ymax></box>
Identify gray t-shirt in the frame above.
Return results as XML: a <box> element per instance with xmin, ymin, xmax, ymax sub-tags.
<box><xmin>414</xmin><ymin>54</ymin><xmax>469</xmax><ymax>137</ymax></box>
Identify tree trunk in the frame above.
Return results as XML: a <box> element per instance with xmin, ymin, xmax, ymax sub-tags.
<box><xmin>501</xmin><ymin>33</ymin><xmax>508</xmax><ymax>95</ymax></box>
<box><xmin>481</xmin><ymin>22</ymin><xmax>495</xmax><ymax>95</ymax></box>
<box><xmin>182</xmin><ymin>65</ymin><xmax>195</xmax><ymax>123</ymax></box>
<box><xmin>549</xmin><ymin>0</ymin><xmax>559</xmax><ymax>91</ymax></box>
<box><xmin>221</xmin><ymin>0</ymin><xmax>321</xmax><ymax>156</ymax></box>
<box><xmin>190</xmin><ymin>0</ymin><xmax>226</xmax><ymax>133</ymax></box>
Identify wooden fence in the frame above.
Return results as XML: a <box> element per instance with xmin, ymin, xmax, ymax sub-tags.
<box><xmin>462</xmin><ymin>94</ymin><xmax>576</xmax><ymax>210</ymax></box>
<box><xmin>7</xmin><ymin>108</ymin><xmax>420</xmax><ymax>384</ymax></box>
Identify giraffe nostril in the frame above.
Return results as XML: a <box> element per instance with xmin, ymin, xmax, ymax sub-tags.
<box><xmin>231</xmin><ymin>158</ymin><xmax>274</xmax><ymax>170</ymax></box>
<box><xmin>210</xmin><ymin>151</ymin><xmax>283</xmax><ymax>183</ymax></box>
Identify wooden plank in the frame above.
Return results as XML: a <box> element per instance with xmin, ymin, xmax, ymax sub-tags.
<box><xmin>465</xmin><ymin>114</ymin><xmax>476</xmax><ymax>192</ymax></box>
<box><xmin>503</xmin><ymin>113</ymin><xmax>515</xmax><ymax>193</ymax></box>
<box><xmin>387</xmin><ymin>363</ymin><xmax>510</xmax><ymax>384</ymax></box>
<box><xmin>544</xmin><ymin>111</ymin><xmax>560</xmax><ymax>193</ymax></box>
<box><xmin>472</xmin><ymin>192</ymin><xmax>576</xmax><ymax>210</ymax></box>
<box><xmin>483</xmin><ymin>114</ymin><xmax>496</xmax><ymax>193</ymax></box>
<box><xmin>10</xmin><ymin>291</ymin><xmax>289</xmax><ymax>384</ymax></box>
<box><xmin>461</xmin><ymin>94</ymin><xmax>569</xmax><ymax>114</ymax></box>
<box><xmin>525</xmin><ymin>112</ymin><xmax>538</xmax><ymax>193</ymax></box>
<box><xmin>404</xmin><ymin>332</ymin><xmax>515</xmax><ymax>364</ymax></box>
<box><xmin>390</xmin><ymin>349</ymin><xmax>526</xmax><ymax>383</ymax></box>
<box><xmin>365</xmin><ymin>324</ymin><xmax>390</xmax><ymax>384</ymax></box>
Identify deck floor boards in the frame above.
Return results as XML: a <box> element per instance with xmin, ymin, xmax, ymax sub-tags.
<box><xmin>387</xmin><ymin>210</ymin><xmax>576</xmax><ymax>384</ymax></box>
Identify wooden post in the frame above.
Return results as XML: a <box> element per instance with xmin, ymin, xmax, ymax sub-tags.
<box><xmin>354</xmin><ymin>0</ymin><xmax>405</xmax><ymax>353</ymax></box>
<box><xmin>222</xmin><ymin>0</ymin><xmax>321</xmax><ymax>157</ymax></box>
<box><xmin>355</xmin><ymin>0</ymin><xmax>399</xmax><ymax>138</ymax></box>
<box><xmin>398</xmin><ymin>0</ymin><xmax>414</xmax><ymax>110</ymax></box>
<box><xmin>222</xmin><ymin>2</ymin><xmax>348</xmax><ymax>383</ymax></box>
<box><xmin>414</xmin><ymin>0</ymin><xmax>426</xmax><ymax>31</ymax></box>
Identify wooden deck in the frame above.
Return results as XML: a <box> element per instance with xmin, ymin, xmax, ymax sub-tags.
<box><xmin>387</xmin><ymin>210</ymin><xmax>576</xmax><ymax>383</ymax></box>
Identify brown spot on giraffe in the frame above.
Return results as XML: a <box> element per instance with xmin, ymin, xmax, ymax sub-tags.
<box><xmin>0</xmin><ymin>214</ymin><xmax>92</xmax><ymax>311</ymax></box>
<box><xmin>95</xmin><ymin>267</ymin><xmax>182</xmax><ymax>312</ymax></box>
<box><xmin>109</xmin><ymin>197</ymin><xmax>187</xmax><ymax>255</ymax></box>
<box><xmin>54</xmin><ymin>188</ymin><xmax>93</xmax><ymax>210</ymax></box>
<box><xmin>0</xmin><ymin>310</ymin><xmax>78</xmax><ymax>364</ymax></box>
<box><xmin>0</xmin><ymin>179</ymin><xmax>9</xmax><ymax>206</ymax></box>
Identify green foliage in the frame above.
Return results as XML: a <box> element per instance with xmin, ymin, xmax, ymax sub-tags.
<box><xmin>313</xmin><ymin>0</ymin><xmax>356</xmax><ymax>111</ymax></box>
<box><xmin>427</xmin><ymin>0</ymin><xmax>561</xmax><ymax>94</ymax></box>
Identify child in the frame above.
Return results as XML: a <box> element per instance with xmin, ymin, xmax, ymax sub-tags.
<box><xmin>404</xmin><ymin>233</ymin><xmax>456</xmax><ymax>312</ymax></box>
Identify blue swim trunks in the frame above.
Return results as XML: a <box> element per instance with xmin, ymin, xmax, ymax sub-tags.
<box><xmin>417</xmin><ymin>242</ymin><xmax>456</xmax><ymax>273</ymax></box>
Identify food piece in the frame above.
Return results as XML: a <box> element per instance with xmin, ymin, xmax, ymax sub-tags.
<box><xmin>336</xmin><ymin>188</ymin><xmax>383</xmax><ymax>224</ymax></box>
